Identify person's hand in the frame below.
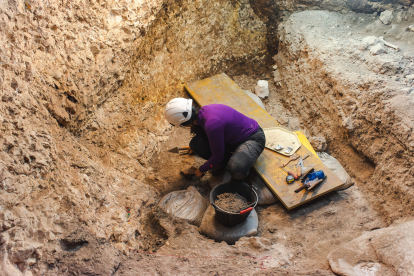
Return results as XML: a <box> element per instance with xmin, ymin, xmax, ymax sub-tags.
<box><xmin>179</xmin><ymin>146</ymin><xmax>193</xmax><ymax>155</ymax></box>
<box><xmin>195</xmin><ymin>168</ymin><xmax>204</xmax><ymax>178</ymax></box>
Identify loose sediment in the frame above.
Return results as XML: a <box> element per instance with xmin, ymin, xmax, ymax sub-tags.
<box><xmin>215</xmin><ymin>193</ymin><xmax>250</xmax><ymax>213</ymax></box>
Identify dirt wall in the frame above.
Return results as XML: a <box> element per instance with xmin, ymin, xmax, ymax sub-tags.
<box><xmin>273</xmin><ymin>9</ymin><xmax>414</xmax><ymax>222</ymax></box>
<box><xmin>0</xmin><ymin>0</ymin><xmax>269</xmax><ymax>274</ymax></box>
<box><xmin>78</xmin><ymin>0</ymin><xmax>269</xmax><ymax>175</ymax></box>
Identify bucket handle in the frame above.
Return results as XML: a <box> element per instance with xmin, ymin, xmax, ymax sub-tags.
<box><xmin>239</xmin><ymin>207</ymin><xmax>253</xmax><ymax>215</ymax></box>
<box><xmin>212</xmin><ymin>204</ymin><xmax>253</xmax><ymax>215</ymax></box>
<box><xmin>211</xmin><ymin>203</ymin><xmax>219</xmax><ymax>211</ymax></box>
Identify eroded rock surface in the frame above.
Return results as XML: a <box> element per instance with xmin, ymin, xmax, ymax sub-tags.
<box><xmin>274</xmin><ymin>9</ymin><xmax>414</xmax><ymax>220</ymax></box>
<box><xmin>328</xmin><ymin>220</ymin><xmax>414</xmax><ymax>275</ymax></box>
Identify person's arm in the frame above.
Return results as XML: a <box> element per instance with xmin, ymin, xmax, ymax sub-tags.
<box><xmin>199</xmin><ymin>121</ymin><xmax>225</xmax><ymax>173</ymax></box>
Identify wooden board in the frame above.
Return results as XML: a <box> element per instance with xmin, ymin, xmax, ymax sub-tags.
<box><xmin>184</xmin><ymin>73</ymin><xmax>345</xmax><ymax>210</ymax></box>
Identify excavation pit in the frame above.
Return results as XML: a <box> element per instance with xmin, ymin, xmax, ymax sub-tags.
<box><xmin>1</xmin><ymin>0</ymin><xmax>414</xmax><ymax>275</ymax></box>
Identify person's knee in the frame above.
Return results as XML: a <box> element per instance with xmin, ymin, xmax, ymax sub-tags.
<box><xmin>227</xmin><ymin>152</ymin><xmax>250</xmax><ymax>180</ymax></box>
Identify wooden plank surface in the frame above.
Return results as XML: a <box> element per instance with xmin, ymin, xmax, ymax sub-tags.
<box><xmin>184</xmin><ymin>73</ymin><xmax>345</xmax><ymax>210</ymax></box>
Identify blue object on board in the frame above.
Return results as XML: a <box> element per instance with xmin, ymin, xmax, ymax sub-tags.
<box><xmin>307</xmin><ymin>170</ymin><xmax>325</xmax><ymax>181</ymax></box>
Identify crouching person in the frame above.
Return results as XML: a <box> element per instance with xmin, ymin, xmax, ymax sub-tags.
<box><xmin>165</xmin><ymin>98</ymin><xmax>265</xmax><ymax>181</ymax></box>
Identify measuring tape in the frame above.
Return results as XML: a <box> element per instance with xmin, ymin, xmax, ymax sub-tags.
<box><xmin>286</xmin><ymin>175</ymin><xmax>295</xmax><ymax>184</ymax></box>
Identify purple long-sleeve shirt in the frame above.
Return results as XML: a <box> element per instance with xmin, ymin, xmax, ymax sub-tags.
<box><xmin>197</xmin><ymin>104</ymin><xmax>259</xmax><ymax>172</ymax></box>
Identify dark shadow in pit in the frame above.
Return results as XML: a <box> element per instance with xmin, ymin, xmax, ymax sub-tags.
<box><xmin>137</xmin><ymin>211</ymin><xmax>169</xmax><ymax>252</ymax></box>
<box><xmin>59</xmin><ymin>239</ymin><xmax>89</xmax><ymax>252</ymax></box>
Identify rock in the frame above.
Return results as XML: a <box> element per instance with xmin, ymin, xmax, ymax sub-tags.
<box><xmin>24</xmin><ymin>271</ymin><xmax>33</xmax><ymax>276</ymax></box>
<box><xmin>379</xmin><ymin>10</ymin><xmax>393</xmax><ymax>25</ymax></box>
<box><xmin>0</xmin><ymin>250</ymin><xmax>24</xmax><ymax>276</ymax></box>
<box><xmin>25</xmin><ymin>258</ymin><xmax>36</xmax><ymax>266</ymax></box>
<box><xmin>10</xmin><ymin>243</ymin><xmax>36</xmax><ymax>263</ymax></box>
<box><xmin>244</xmin><ymin>90</ymin><xmax>266</xmax><ymax>111</ymax></box>
<box><xmin>64</xmin><ymin>99</ymin><xmax>77</xmax><ymax>115</ymax></box>
<box><xmin>199</xmin><ymin>205</ymin><xmax>258</xmax><ymax>245</ymax></box>
<box><xmin>50</xmin><ymin>69</ymin><xmax>63</xmax><ymax>80</ymax></box>
<box><xmin>254</xmin><ymin>80</ymin><xmax>269</xmax><ymax>99</ymax></box>
<box><xmin>405</xmin><ymin>74</ymin><xmax>414</xmax><ymax>80</ymax></box>
<box><xmin>273</xmin><ymin>70</ymin><xmax>281</xmax><ymax>82</ymax></box>
<box><xmin>409</xmin><ymin>25</ymin><xmax>414</xmax><ymax>32</ymax></box>
<box><xmin>235</xmin><ymin>237</ymin><xmax>272</xmax><ymax>252</ymax></box>
<box><xmin>342</xmin><ymin>117</ymin><xmax>355</xmax><ymax>131</ymax></box>
<box><xmin>0</xmin><ymin>211</ymin><xmax>15</xmax><ymax>231</ymax></box>
<box><xmin>395</xmin><ymin>11</ymin><xmax>403</xmax><ymax>24</ymax></box>
<box><xmin>396</xmin><ymin>0</ymin><xmax>413</xmax><ymax>6</ymax></box>
<box><xmin>308</xmin><ymin>136</ymin><xmax>327</xmax><ymax>152</ymax></box>
<box><xmin>317</xmin><ymin>152</ymin><xmax>354</xmax><ymax>190</ymax></box>
<box><xmin>88</xmin><ymin>121</ymin><xmax>100</xmax><ymax>131</ymax></box>
<box><xmin>328</xmin><ymin>220</ymin><xmax>414</xmax><ymax>275</ymax></box>
<box><xmin>0</xmin><ymin>232</ymin><xmax>10</xmax><ymax>244</ymax></box>
<box><xmin>278</xmin><ymin>116</ymin><xmax>289</xmax><ymax>125</ymax></box>
<box><xmin>10</xmin><ymin>78</ymin><xmax>20</xmax><ymax>90</ymax></box>
<box><xmin>357</xmin><ymin>42</ymin><xmax>368</xmax><ymax>51</ymax></box>
<box><xmin>119</xmin><ymin>228</ymin><xmax>135</xmax><ymax>243</ymax></box>
<box><xmin>114</xmin><ymin>242</ymin><xmax>128</xmax><ymax>254</ymax></box>
<box><xmin>45</xmin><ymin>102</ymin><xmax>70</xmax><ymax>126</ymax></box>
<box><xmin>370</xmin><ymin>43</ymin><xmax>386</xmax><ymax>55</ymax></box>
<box><xmin>362</xmin><ymin>36</ymin><xmax>379</xmax><ymax>46</ymax></box>
<box><xmin>0</xmin><ymin>211</ymin><xmax>14</xmax><ymax>222</ymax></box>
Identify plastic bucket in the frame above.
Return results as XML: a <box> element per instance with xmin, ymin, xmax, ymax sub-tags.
<box><xmin>210</xmin><ymin>180</ymin><xmax>258</xmax><ymax>227</ymax></box>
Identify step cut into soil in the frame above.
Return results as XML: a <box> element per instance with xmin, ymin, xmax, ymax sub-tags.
<box><xmin>214</xmin><ymin>193</ymin><xmax>250</xmax><ymax>213</ymax></box>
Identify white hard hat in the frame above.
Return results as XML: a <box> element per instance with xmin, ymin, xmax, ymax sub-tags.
<box><xmin>165</xmin><ymin>98</ymin><xmax>193</xmax><ymax>126</ymax></box>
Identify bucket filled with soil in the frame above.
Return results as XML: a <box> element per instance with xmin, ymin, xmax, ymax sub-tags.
<box><xmin>210</xmin><ymin>180</ymin><xmax>258</xmax><ymax>227</ymax></box>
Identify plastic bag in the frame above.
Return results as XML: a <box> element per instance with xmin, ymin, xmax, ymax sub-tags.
<box><xmin>199</xmin><ymin>205</ymin><xmax>258</xmax><ymax>245</ymax></box>
<box><xmin>317</xmin><ymin>152</ymin><xmax>354</xmax><ymax>190</ymax></box>
<box><xmin>158</xmin><ymin>186</ymin><xmax>208</xmax><ymax>226</ymax></box>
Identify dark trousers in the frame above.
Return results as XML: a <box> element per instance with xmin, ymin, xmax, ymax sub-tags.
<box><xmin>189</xmin><ymin>127</ymin><xmax>266</xmax><ymax>180</ymax></box>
